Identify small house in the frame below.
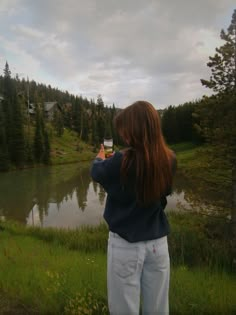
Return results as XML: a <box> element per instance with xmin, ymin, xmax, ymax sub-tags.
<box><xmin>28</xmin><ymin>101</ymin><xmax>62</xmax><ymax>121</ymax></box>
<box><xmin>44</xmin><ymin>102</ymin><xmax>62</xmax><ymax>120</ymax></box>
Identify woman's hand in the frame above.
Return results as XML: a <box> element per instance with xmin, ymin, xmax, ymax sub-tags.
<box><xmin>96</xmin><ymin>144</ymin><xmax>106</xmax><ymax>160</ymax></box>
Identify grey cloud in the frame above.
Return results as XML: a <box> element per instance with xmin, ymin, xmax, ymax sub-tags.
<box><xmin>0</xmin><ymin>0</ymin><xmax>235</xmax><ymax>107</ymax></box>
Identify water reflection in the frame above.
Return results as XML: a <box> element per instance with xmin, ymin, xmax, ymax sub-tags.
<box><xmin>167</xmin><ymin>172</ymin><xmax>231</xmax><ymax>216</ymax></box>
<box><xmin>0</xmin><ymin>164</ymin><xmax>106</xmax><ymax>227</ymax></box>
<box><xmin>0</xmin><ymin>164</ymin><xmax>230</xmax><ymax>228</ymax></box>
<box><xmin>26</xmin><ymin>182</ymin><xmax>105</xmax><ymax>228</ymax></box>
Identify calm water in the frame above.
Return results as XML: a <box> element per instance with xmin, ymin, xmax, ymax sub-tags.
<box><xmin>0</xmin><ymin>163</ymin><xmax>229</xmax><ymax>228</ymax></box>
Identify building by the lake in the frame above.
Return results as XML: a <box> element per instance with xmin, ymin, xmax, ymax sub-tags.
<box><xmin>29</xmin><ymin>101</ymin><xmax>62</xmax><ymax>120</ymax></box>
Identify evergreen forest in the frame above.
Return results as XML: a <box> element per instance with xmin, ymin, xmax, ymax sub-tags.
<box><xmin>0</xmin><ymin>9</ymin><xmax>236</xmax><ymax>174</ymax></box>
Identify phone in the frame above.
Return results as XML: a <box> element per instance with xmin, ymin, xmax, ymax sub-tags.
<box><xmin>104</xmin><ymin>138</ymin><xmax>113</xmax><ymax>158</ymax></box>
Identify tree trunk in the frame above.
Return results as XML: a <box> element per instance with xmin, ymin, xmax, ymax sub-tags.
<box><xmin>231</xmin><ymin>165</ymin><xmax>236</xmax><ymax>269</ymax></box>
<box><xmin>232</xmin><ymin>166</ymin><xmax>236</xmax><ymax>224</ymax></box>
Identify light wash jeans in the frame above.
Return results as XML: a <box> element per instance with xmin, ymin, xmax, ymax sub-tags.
<box><xmin>107</xmin><ymin>232</ymin><xmax>170</xmax><ymax>315</ymax></box>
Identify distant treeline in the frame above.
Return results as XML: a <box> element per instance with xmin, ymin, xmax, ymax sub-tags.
<box><xmin>0</xmin><ymin>59</ymin><xmax>235</xmax><ymax>172</ymax></box>
<box><xmin>0</xmin><ymin>62</ymin><xmax>121</xmax><ymax>171</ymax></box>
<box><xmin>161</xmin><ymin>94</ymin><xmax>236</xmax><ymax>164</ymax></box>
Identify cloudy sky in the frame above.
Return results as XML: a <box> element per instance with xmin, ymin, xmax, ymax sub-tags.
<box><xmin>0</xmin><ymin>0</ymin><xmax>235</xmax><ymax>108</ymax></box>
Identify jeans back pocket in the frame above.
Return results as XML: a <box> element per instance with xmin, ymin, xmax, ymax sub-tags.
<box><xmin>112</xmin><ymin>245</ymin><xmax>139</xmax><ymax>278</ymax></box>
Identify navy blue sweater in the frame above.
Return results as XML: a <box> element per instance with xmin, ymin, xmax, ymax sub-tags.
<box><xmin>90</xmin><ymin>151</ymin><xmax>176</xmax><ymax>242</ymax></box>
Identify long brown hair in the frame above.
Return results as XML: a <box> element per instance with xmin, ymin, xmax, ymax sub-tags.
<box><xmin>114</xmin><ymin>100</ymin><xmax>174</xmax><ymax>206</ymax></box>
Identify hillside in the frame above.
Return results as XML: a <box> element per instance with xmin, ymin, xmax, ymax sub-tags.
<box><xmin>50</xmin><ymin>128</ymin><xmax>95</xmax><ymax>165</ymax></box>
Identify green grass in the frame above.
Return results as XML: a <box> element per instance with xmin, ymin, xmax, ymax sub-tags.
<box><xmin>168</xmin><ymin>213</ymin><xmax>232</xmax><ymax>270</ymax></box>
<box><xmin>0</xmin><ymin>232</ymin><xmax>107</xmax><ymax>314</ymax></box>
<box><xmin>171</xmin><ymin>142</ymin><xmax>231</xmax><ymax>197</ymax></box>
<box><xmin>170</xmin><ymin>142</ymin><xmax>198</xmax><ymax>170</ymax></box>
<box><xmin>0</xmin><ymin>212</ymin><xmax>235</xmax><ymax>314</ymax></box>
<box><xmin>3</xmin><ymin>221</ymin><xmax>109</xmax><ymax>253</ymax></box>
<box><xmin>170</xmin><ymin>142</ymin><xmax>198</xmax><ymax>153</ymax></box>
<box><xmin>170</xmin><ymin>266</ymin><xmax>236</xmax><ymax>315</ymax></box>
<box><xmin>2</xmin><ymin>213</ymin><xmax>232</xmax><ymax>271</ymax></box>
<box><xmin>50</xmin><ymin>128</ymin><xmax>95</xmax><ymax>165</ymax></box>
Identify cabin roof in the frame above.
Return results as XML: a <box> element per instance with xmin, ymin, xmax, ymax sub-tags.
<box><xmin>44</xmin><ymin>102</ymin><xmax>58</xmax><ymax>112</ymax></box>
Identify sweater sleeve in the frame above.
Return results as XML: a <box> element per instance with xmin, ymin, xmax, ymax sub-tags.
<box><xmin>90</xmin><ymin>158</ymin><xmax>107</xmax><ymax>184</ymax></box>
<box><xmin>90</xmin><ymin>152</ymin><xmax>120</xmax><ymax>186</ymax></box>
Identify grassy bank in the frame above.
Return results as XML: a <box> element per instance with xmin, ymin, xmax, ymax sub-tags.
<box><xmin>4</xmin><ymin>128</ymin><xmax>95</xmax><ymax>172</ymax></box>
<box><xmin>50</xmin><ymin>128</ymin><xmax>95</xmax><ymax>165</ymax></box>
<box><xmin>0</xmin><ymin>213</ymin><xmax>235</xmax><ymax>315</ymax></box>
<box><xmin>171</xmin><ymin>142</ymin><xmax>231</xmax><ymax>192</ymax></box>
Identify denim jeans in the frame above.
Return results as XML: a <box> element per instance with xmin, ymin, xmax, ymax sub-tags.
<box><xmin>107</xmin><ymin>232</ymin><xmax>170</xmax><ymax>315</ymax></box>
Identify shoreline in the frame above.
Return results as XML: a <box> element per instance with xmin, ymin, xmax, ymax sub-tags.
<box><xmin>0</xmin><ymin>151</ymin><xmax>95</xmax><ymax>173</ymax></box>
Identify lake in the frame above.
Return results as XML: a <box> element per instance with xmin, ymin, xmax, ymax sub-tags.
<box><xmin>0</xmin><ymin>163</ymin><xmax>229</xmax><ymax>228</ymax></box>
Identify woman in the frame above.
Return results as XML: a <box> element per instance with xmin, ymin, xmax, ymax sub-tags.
<box><xmin>91</xmin><ymin>100</ymin><xmax>176</xmax><ymax>315</ymax></box>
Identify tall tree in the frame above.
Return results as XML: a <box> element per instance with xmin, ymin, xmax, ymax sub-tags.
<box><xmin>2</xmin><ymin>62</ymin><xmax>13</xmax><ymax>153</ymax></box>
<box><xmin>53</xmin><ymin>109</ymin><xmax>64</xmax><ymax>137</ymax></box>
<box><xmin>42</xmin><ymin>128</ymin><xmax>51</xmax><ymax>164</ymax></box>
<box><xmin>201</xmin><ymin>9</ymin><xmax>236</xmax><ymax>93</ymax></box>
<box><xmin>97</xmin><ymin>115</ymin><xmax>105</xmax><ymax>143</ymax></box>
<box><xmin>104</xmin><ymin>108</ymin><xmax>112</xmax><ymax>139</ymax></box>
<box><xmin>91</xmin><ymin>112</ymin><xmax>99</xmax><ymax>149</ymax></box>
<box><xmin>81</xmin><ymin>109</ymin><xmax>89</xmax><ymax>142</ymax></box>
<box><xmin>111</xmin><ymin>103</ymin><xmax>119</xmax><ymax>145</ymax></box>
<box><xmin>10</xmin><ymin>90</ymin><xmax>25</xmax><ymax>167</ymax></box>
<box><xmin>96</xmin><ymin>94</ymin><xmax>104</xmax><ymax>116</ymax></box>
<box><xmin>161</xmin><ymin>106</ymin><xmax>179</xmax><ymax>143</ymax></box>
<box><xmin>72</xmin><ymin>96</ymin><xmax>82</xmax><ymax>135</ymax></box>
<box><xmin>200</xmin><ymin>9</ymin><xmax>236</xmax><ymax>255</ymax></box>
<box><xmin>35</xmin><ymin>100</ymin><xmax>51</xmax><ymax>165</ymax></box>
<box><xmin>0</xmin><ymin>102</ymin><xmax>9</xmax><ymax>171</ymax></box>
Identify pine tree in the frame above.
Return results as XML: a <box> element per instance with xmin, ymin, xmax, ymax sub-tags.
<box><xmin>96</xmin><ymin>94</ymin><xmax>104</xmax><ymax>116</ymax></box>
<box><xmin>33</xmin><ymin>99</ymin><xmax>51</xmax><ymax>165</ymax></box>
<box><xmin>25</xmin><ymin>138</ymin><xmax>34</xmax><ymax>165</ymax></box>
<box><xmin>0</xmin><ymin>102</ymin><xmax>9</xmax><ymax>171</ymax></box>
<box><xmin>2</xmin><ymin>62</ymin><xmax>13</xmax><ymax>156</ymax></box>
<box><xmin>161</xmin><ymin>106</ymin><xmax>179</xmax><ymax>143</ymax></box>
<box><xmin>200</xmin><ymin>10</ymin><xmax>236</xmax><ymax>162</ymax></box>
<box><xmin>72</xmin><ymin>96</ymin><xmax>82</xmax><ymax>135</ymax></box>
<box><xmin>104</xmin><ymin>109</ymin><xmax>112</xmax><ymax>139</ymax></box>
<box><xmin>2</xmin><ymin>62</ymin><xmax>25</xmax><ymax>167</ymax></box>
<box><xmin>42</xmin><ymin>129</ymin><xmax>51</xmax><ymax>164</ymax></box>
<box><xmin>200</xmin><ymin>9</ymin><xmax>236</xmax><ymax>252</ymax></box>
<box><xmin>10</xmin><ymin>90</ymin><xmax>25</xmax><ymax>167</ymax></box>
<box><xmin>79</xmin><ymin>104</ymin><xmax>84</xmax><ymax>139</ymax></box>
<box><xmin>111</xmin><ymin>103</ymin><xmax>118</xmax><ymax>145</ymax></box>
<box><xmin>34</xmin><ymin>103</ymin><xmax>44</xmax><ymax>163</ymax></box>
<box><xmin>81</xmin><ymin>109</ymin><xmax>89</xmax><ymax>142</ymax></box>
<box><xmin>63</xmin><ymin>105</ymin><xmax>73</xmax><ymax>129</ymax></box>
<box><xmin>97</xmin><ymin>115</ymin><xmax>105</xmax><ymax>143</ymax></box>
<box><xmin>53</xmin><ymin>109</ymin><xmax>64</xmax><ymax>136</ymax></box>
<box><xmin>91</xmin><ymin>113</ymin><xmax>99</xmax><ymax>149</ymax></box>
<box><xmin>201</xmin><ymin>9</ymin><xmax>236</xmax><ymax>93</ymax></box>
